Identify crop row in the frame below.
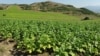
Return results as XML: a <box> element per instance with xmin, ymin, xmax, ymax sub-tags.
<box><xmin>0</xmin><ymin>19</ymin><xmax>100</xmax><ymax>56</ymax></box>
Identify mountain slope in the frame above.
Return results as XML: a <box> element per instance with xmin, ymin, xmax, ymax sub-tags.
<box><xmin>31</xmin><ymin>1</ymin><xmax>96</xmax><ymax>15</ymax></box>
<box><xmin>85</xmin><ymin>6</ymin><xmax>100</xmax><ymax>13</ymax></box>
<box><xmin>19</xmin><ymin>1</ymin><xmax>96</xmax><ymax>15</ymax></box>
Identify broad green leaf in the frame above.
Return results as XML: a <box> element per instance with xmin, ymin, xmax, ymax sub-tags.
<box><xmin>69</xmin><ymin>51</ymin><xmax>76</xmax><ymax>56</ymax></box>
<box><xmin>28</xmin><ymin>49</ymin><xmax>32</xmax><ymax>54</ymax></box>
<box><xmin>63</xmin><ymin>52</ymin><xmax>68</xmax><ymax>56</ymax></box>
<box><xmin>37</xmin><ymin>49</ymin><xmax>42</xmax><ymax>53</ymax></box>
<box><xmin>47</xmin><ymin>44</ymin><xmax>52</xmax><ymax>48</ymax></box>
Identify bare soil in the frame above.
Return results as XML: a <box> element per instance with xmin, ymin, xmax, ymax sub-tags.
<box><xmin>0</xmin><ymin>39</ymin><xmax>16</xmax><ymax>56</ymax></box>
<box><xmin>0</xmin><ymin>39</ymin><xmax>53</xmax><ymax>56</ymax></box>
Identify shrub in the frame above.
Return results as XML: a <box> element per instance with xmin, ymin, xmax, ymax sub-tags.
<box><xmin>3</xmin><ymin>14</ymin><xmax>6</xmax><ymax>16</ymax></box>
<box><xmin>82</xmin><ymin>17</ymin><xmax>90</xmax><ymax>20</ymax></box>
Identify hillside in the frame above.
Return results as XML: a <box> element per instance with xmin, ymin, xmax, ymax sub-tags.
<box><xmin>0</xmin><ymin>4</ymin><xmax>8</xmax><ymax>10</ymax></box>
<box><xmin>19</xmin><ymin>1</ymin><xmax>96</xmax><ymax>15</ymax></box>
<box><xmin>0</xmin><ymin>5</ymin><xmax>81</xmax><ymax>21</ymax></box>
<box><xmin>85</xmin><ymin>6</ymin><xmax>100</xmax><ymax>13</ymax></box>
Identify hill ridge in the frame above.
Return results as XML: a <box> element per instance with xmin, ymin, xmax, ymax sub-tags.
<box><xmin>18</xmin><ymin>1</ymin><xmax>96</xmax><ymax>15</ymax></box>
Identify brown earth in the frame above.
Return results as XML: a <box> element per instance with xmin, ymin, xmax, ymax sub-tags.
<box><xmin>0</xmin><ymin>39</ymin><xmax>16</xmax><ymax>56</ymax></box>
<box><xmin>0</xmin><ymin>39</ymin><xmax>53</xmax><ymax>56</ymax></box>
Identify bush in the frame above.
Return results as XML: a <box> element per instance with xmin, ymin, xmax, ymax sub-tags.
<box><xmin>0</xmin><ymin>7</ymin><xmax>3</xmax><ymax>10</ymax></box>
<box><xmin>82</xmin><ymin>17</ymin><xmax>90</xmax><ymax>20</ymax></box>
<box><xmin>3</xmin><ymin>14</ymin><xmax>6</xmax><ymax>16</ymax></box>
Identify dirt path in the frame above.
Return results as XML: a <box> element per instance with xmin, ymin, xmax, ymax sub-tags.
<box><xmin>0</xmin><ymin>40</ymin><xmax>15</xmax><ymax>56</ymax></box>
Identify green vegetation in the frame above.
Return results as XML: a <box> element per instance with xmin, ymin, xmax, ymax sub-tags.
<box><xmin>0</xmin><ymin>5</ymin><xmax>100</xmax><ymax>56</ymax></box>
<box><xmin>0</xmin><ymin>19</ymin><xmax>100</xmax><ymax>56</ymax></box>
<box><xmin>0</xmin><ymin>5</ymin><xmax>80</xmax><ymax>21</ymax></box>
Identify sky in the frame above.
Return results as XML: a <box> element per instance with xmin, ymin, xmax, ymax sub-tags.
<box><xmin>0</xmin><ymin>0</ymin><xmax>100</xmax><ymax>7</ymax></box>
